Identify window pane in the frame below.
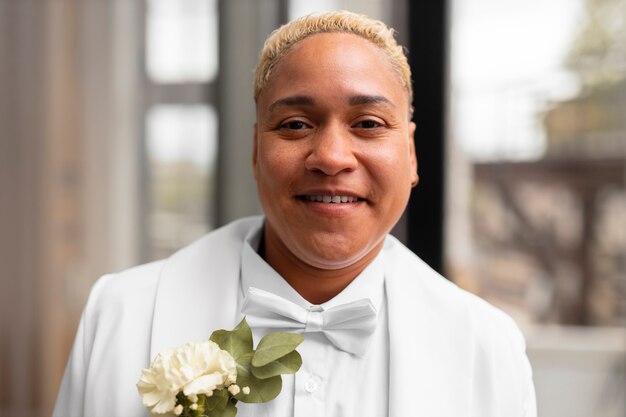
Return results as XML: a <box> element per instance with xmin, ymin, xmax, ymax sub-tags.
<box><xmin>146</xmin><ymin>0</ymin><xmax>218</xmax><ymax>83</ymax></box>
<box><xmin>145</xmin><ymin>105</ymin><xmax>217</xmax><ymax>260</ymax></box>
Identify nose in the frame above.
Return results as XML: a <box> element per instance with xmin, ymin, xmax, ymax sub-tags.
<box><xmin>304</xmin><ymin>123</ymin><xmax>358</xmax><ymax>175</ymax></box>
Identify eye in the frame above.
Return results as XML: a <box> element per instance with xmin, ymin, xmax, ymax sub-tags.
<box><xmin>353</xmin><ymin>119</ymin><xmax>384</xmax><ymax>129</ymax></box>
<box><xmin>280</xmin><ymin>120</ymin><xmax>311</xmax><ymax>130</ymax></box>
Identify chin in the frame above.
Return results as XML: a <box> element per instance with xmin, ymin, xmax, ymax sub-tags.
<box><xmin>295</xmin><ymin>241</ymin><xmax>381</xmax><ymax>271</ymax></box>
<box><xmin>304</xmin><ymin>256</ymin><xmax>363</xmax><ymax>271</ymax></box>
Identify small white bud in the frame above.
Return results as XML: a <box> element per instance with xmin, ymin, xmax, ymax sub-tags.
<box><xmin>174</xmin><ymin>404</ymin><xmax>184</xmax><ymax>415</ymax></box>
<box><xmin>242</xmin><ymin>386</ymin><xmax>250</xmax><ymax>395</ymax></box>
<box><xmin>228</xmin><ymin>384</ymin><xmax>241</xmax><ymax>396</ymax></box>
<box><xmin>188</xmin><ymin>394</ymin><xmax>198</xmax><ymax>403</ymax></box>
<box><xmin>190</xmin><ymin>403</ymin><xmax>198</xmax><ymax>410</ymax></box>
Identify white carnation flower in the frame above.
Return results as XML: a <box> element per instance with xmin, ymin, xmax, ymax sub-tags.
<box><xmin>137</xmin><ymin>340</ymin><xmax>237</xmax><ymax>415</ymax></box>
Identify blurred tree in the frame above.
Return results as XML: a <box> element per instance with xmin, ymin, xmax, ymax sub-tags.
<box><xmin>565</xmin><ymin>0</ymin><xmax>626</xmax><ymax>90</ymax></box>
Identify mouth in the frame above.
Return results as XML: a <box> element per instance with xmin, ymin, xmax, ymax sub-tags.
<box><xmin>297</xmin><ymin>194</ymin><xmax>362</xmax><ymax>204</ymax></box>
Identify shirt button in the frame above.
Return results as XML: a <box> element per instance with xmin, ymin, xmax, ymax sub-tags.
<box><xmin>304</xmin><ymin>379</ymin><xmax>318</xmax><ymax>393</ymax></box>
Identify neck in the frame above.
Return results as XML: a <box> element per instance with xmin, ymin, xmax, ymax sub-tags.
<box><xmin>260</xmin><ymin>230</ymin><xmax>382</xmax><ymax>304</ymax></box>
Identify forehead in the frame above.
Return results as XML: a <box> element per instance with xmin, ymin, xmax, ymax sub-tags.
<box><xmin>281</xmin><ymin>32</ymin><xmax>384</xmax><ymax>63</ymax></box>
<box><xmin>257</xmin><ymin>33</ymin><xmax>408</xmax><ymax>111</ymax></box>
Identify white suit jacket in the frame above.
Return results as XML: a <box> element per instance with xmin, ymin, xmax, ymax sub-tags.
<box><xmin>53</xmin><ymin>216</ymin><xmax>536</xmax><ymax>417</ymax></box>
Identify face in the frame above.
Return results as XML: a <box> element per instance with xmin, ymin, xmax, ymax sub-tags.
<box><xmin>253</xmin><ymin>33</ymin><xmax>418</xmax><ymax>271</ymax></box>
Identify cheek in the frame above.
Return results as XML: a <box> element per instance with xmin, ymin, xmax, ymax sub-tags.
<box><xmin>257</xmin><ymin>141</ymin><xmax>301</xmax><ymax>189</ymax></box>
<box><xmin>365</xmin><ymin>141</ymin><xmax>414</xmax><ymax>188</ymax></box>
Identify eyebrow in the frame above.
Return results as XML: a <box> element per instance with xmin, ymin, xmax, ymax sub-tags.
<box><xmin>348</xmin><ymin>94</ymin><xmax>395</xmax><ymax>107</ymax></box>
<box><xmin>268</xmin><ymin>96</ymin><xmax>315</xmax><ymax>113</ymax></box>
<box><xmin>267</xmin><ymin>94</ymin><xmax>396</xmax><ymax>113</ymax></box>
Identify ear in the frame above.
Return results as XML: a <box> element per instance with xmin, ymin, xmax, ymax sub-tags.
<box><xmin>252</xmin><ymin>123</ymin><xmax>259</xmax><ymax>180</ymax></box>
<box><xmin>408</xmin><ymin>121</ymin><xmax>419</xmax><ymax>187</ymax></box>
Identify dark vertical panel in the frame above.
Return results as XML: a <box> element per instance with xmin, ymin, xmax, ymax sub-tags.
<box><xmin>406</xmin><ymin>1</ymin><xmax>447</xmax><ymax>274</ymax></box>
<box><xmin>137</xmin><ymin>0</ymin><xmax>150</xmax><ymax>263</ymax></box>
<box><xmin>277</xmin><ymin>0</ymin><xmax>289</xmax><ymax>25</ymax></box>
<box><xmin>216</xmin><ymin>0</ymin><xmax>278</xmax><ymax>226</ymax></box>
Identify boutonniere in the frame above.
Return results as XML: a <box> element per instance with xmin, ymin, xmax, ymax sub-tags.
<box><xmin>137</xmin><ymin>318</ymin><xmax>303</xmax><ymax>417</ymax></box>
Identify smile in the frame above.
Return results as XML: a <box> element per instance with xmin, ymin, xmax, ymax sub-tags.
<box><xmin>303</xmin><ymin>195</ymin><xmax>361</xmax><ymax>203</ymax></box>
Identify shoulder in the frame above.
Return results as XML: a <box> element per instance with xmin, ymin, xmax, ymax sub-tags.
<box><xmin>383</xmin><ymin>235</ymin><xmax>535</xmax><ymax>414</ymax></box>
<box><xmin>76</xmin><ymin>216</ymin><xmax>262</xmax><ymax>363</ymax></box>
<box><xmin>87</xmin><ymin>260</ymin><xmax>165</xmax><ymax>310</ymax></box>
<box><xmin>383</xmin><ymin>234</ymin><xmax>528</xmax><ymax>360</ymax></box>
<box><xmin>385</xmin><ymin>234</ymin><xmax>519</xmax><ymax>324</ymax></box>
<box><xmin>79</xmin><ymin>260</ymin><xmax>167</xmax><ymax>361</ymax></box>
<box><xmin>87</xmin><ymin>216</ymin><xmax>262</xmax><ymax>312</ymax></box>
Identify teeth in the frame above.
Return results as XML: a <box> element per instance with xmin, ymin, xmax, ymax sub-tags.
<box><xmin>305</xmin><ymin>195</ymin><xmax>359</xmax><ymax>204</ymax></box>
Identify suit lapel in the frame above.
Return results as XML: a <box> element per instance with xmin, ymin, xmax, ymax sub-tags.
<box><xmin>150</xmin><ymin>217</ymin><xmax>262</xmax><ymax>360</ymax></box>
<box><xmin>384</xmin><ymin>236</ymin><xmax>474</xmax><ymax>417</ymax></box>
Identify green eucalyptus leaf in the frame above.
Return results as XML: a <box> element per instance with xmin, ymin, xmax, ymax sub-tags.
<box><xmin>204</xmin><ymin>388</ymin><xmax>228</xmax><ymax>412</ymax></box>
<box><xmin>252</xmin><ymin>332</ymin><xmax>304</xmax><ymax>367</ymax></box>
<box><xmin>234</xmin><ymin>352</ymin><xmax>282</xmax><ymax>403</ymax></box>
<box><xmin>251</xmin><ymin>350</ymin><xmax>302</xmax><ymax>379</ymax></box>
<box><xmin>209</xmin><ymin>318</ymin><xmax>253</xmax><ymax>360</ymax></box>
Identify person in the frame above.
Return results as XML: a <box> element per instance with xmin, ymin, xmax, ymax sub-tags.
<box><xmin>53</xmin><ymin>11</ymin><xmax>536</xmax><ymax>417</ymax></box>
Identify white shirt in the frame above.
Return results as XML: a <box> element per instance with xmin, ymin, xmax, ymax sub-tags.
<box><xmin>236</xmin><ymin>225</ymin><xmax>390</xmax><ymax>417</ymax></box>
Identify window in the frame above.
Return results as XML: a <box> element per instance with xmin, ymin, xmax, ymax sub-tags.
<box><xmin>146</xmin><ymin>0</ymin><xmax>218</xmax><ymax>83</ymax></box>
<box><xmin>145</xmin><ymin>105</ymin><xmax>217</xmax><ymax>259</ymax></box>
<box><xmin>447</xmin><ymin>0</ymin><xmax>626</xmax><ymax>414</ymax></box>
<box><xmin>142</xmin><ymin>0</ymin><xmax>219</xmax><ymax>260</ymax></box>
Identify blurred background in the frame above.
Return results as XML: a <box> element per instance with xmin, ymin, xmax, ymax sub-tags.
<box><xmin>0</xmin><ymin>0</ymin><xmax>624</xmax><ymax>416</ymax></box>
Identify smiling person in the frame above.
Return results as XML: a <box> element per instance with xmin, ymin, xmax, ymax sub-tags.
<box><xmin>54</xmin><ymin>11</ymin><xmax>536</xmax><ymax>417</ymax></box>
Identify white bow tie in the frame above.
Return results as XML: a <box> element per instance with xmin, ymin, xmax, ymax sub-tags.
<box><xmin>241</xmin><ymin>287</ymin><xmax>378</xmax><ymax>356</ymax></box>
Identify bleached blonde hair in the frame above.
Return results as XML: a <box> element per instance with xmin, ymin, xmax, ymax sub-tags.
<box><xmin>254</xmin><ymin>10</ymin><xmax>412</xmax><ymax>102</ymax></box>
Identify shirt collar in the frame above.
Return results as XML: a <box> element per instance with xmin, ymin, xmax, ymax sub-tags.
<box><xmin>240</xmin><ymin>221</ymin><xmax>385</xmax><ymax>313</ymax></box>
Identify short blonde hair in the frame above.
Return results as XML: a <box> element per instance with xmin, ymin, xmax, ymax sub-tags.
<box><xmin>254</xmin><ymin>10</ymin><xmax>412</xmax><ymax>102</ymax></box>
